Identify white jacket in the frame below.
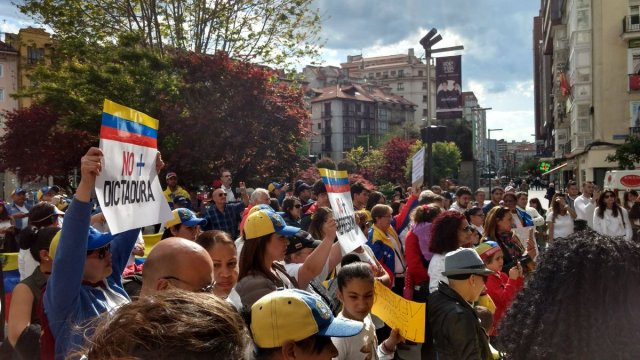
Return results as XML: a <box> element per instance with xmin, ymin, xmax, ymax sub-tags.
<box><xmin>593</xmin><ymin>207</ymin><xmax>632</xmax><ymax>240</ymax></box>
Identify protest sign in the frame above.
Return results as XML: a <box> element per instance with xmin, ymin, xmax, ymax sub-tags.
<box><xmin>411</xmin><ymin>147</ymin><xmax>425</xmax><ymax>189</ymax></box>
<box><xmin>318</xmin><ymin>168</ymin><xmax>366</xmax><ymax>254</ymax></box>
<box><xmin>372</xmin><ymin>280</ymin><xmax>426</xmax><ymax>343</ymax></box>
<box><xmin>95</xmin><ymin>99</ymin><xmax>173</xmax><ymax>234</ymax></box>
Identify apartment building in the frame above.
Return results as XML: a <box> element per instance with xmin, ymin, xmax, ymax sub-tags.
<box><xmin>340</xmin><ymin>49</ymin><xmax>434</xmax><ymax>125</ymax></box>
<box><xmin>535</xmin><ymin>0</ymin><xmax>640</xmax><ymax>187</ymax></box>
<box><xmin>309</xmin><ymin>83</ymin><xmax>416</xmax><ymax>161</ymax></box>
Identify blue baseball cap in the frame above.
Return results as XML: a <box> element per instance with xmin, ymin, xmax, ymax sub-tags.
<box><xmin>11</xmin><ymin>188</ymin><xmax>26</xmax><ymax>196</ymax></box>
<box><xmin>251</xmin><ymin>289</ymin><xmax>364</xmax><ymax>348</ymax></box>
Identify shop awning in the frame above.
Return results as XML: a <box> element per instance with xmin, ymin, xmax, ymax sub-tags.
<box><xmin>541</xmin><ymin>162</ymin><xmax>567</xmax><ymax>176</ymax></box>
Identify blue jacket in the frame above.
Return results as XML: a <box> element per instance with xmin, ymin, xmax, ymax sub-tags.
<box><xmin>44</xmin><ymin>198</ymin><xmax>139</xmax><ymax>359</ymax></box>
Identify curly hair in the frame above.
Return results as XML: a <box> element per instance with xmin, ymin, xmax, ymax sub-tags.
<box><xmin>78</xmin><ymin>290</ymin><xmax>249</xmax><ymax>359</ymax></box>
<box><xmin>497</xmin><ymin>231</ymin><xmax>640</xmax><ymax>359</ymax></box>
<box><xmin>429</xmin><ymin>210</ymin><xmax>466</xmax><ymax>254</ymax></box>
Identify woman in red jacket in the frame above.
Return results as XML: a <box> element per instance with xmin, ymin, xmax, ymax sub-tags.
<box><xmin>403</xmin><ymin>205</ymin><xmax>442</xmax><ymax>302</ymax></box>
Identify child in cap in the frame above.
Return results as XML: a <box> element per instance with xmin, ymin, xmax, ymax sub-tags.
<box><xmin>332</xmin><ymin>262</ymin><xmax>404</xmax><ymax>360</ymax></box>
<box><xmin>475</xmin><ymin>241</ymin><xmax>524</xmax><ymax>336</ymax></box>
<box><xmin>251</xmin><ymin>289</ymin><xmax>364</xmax><ymax>360</ymax></box>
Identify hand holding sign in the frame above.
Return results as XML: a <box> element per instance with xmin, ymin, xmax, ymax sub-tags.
<box><xmin>77</xmin><ymin>147</ymin><xmax>104</xmax><ymax>203</ymax></box>
<box><xmin>321</xmin><ymin>216</ymin><xmax>338</xmax><ymax>241</ymax></box>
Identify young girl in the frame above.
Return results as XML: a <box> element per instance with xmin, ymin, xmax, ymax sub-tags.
<box><xmin>475</xmin><ymin>241</ymin><xmax>524</xmax><ymax>336</ymax></box>
<box><xmin>332</xmin><ymin>262</ymin><xmax>403</xmax><ymax>360</ymax></box>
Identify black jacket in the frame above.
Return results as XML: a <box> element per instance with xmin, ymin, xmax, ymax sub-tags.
<box><xmin>428</xmin><ymin>282</ymin><xmax>492</xmax><ymax>360</ymax></box>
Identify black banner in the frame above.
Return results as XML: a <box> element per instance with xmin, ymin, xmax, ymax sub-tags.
<box><xmin>435</xmin><ymin>55</ymin><xmax>462</xmax><ymax>119</ymax></box>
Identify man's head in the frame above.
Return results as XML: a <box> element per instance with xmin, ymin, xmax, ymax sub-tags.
<box><xmin>220</xmin><ymin>170</ymin><xmax>232</xmax><ymax>187</ymax></box>
<box><xmin>516</xmin><ymin>191</ymin><xmax>528</xmax><ymax>209</ymax></box>
<box><xmin>211</xmin><ymin>187</ymin><xmax>227</xmax><ymax>206</ymax></box>
<box><xmin>295</xmin><ymin>182</ymin><xmax>312</xmax><ymax>203</ymax></box>
<box><xmin>431</xmin><ymin>185</ymin><xmax>443</xmax><ymax>195</ymax></box>
<box><xmin>166</xmin><ymin>172</ymin><xmax>178</xmax><ymax>189</ymax></box>
<box><xmin>566</xmin><ymin>181</ymin><xmax>578</xmax><ymax>197</ymax></box>
<box><xmin>11</xmin><ymin>188</ymin><xmax>27</xmax><ymax>206</ymax></box>
<box><xmin>582</xmin><ymin>181</ymin><xmax>594</xmax><ymax>197</ymax></box>
<box><xmin>474</xmin><ymin>189</ymin><xmax>486</xmax><ymax>205</ymax></box>
<box><xmin>140</xmin><ymin>237</ymin><xmax>214</xmax><ymax>297</ymax></box>
<box><xmin>39</xmin><ymin>185</ymin><xmax>61</xmax><ymax>203</ymax></box>
<box><xmin>350</xmin><ymin>182</ymin><xmax>370</xmax><ymax>209</ymax></box>
<box><xmin>442</xmin><ymin>248</ymin><xmax>494</xmax><ymax>302</ymax></box>
<box><xmin>490</xmin><ymin>187</ymin><xmax>505</xmax><ymax>204</ymax></box>
<box><xmin>313</xmin><ymin>180</ymin><xmax>329</xmax><ymax>207</ymax></box>
<box><xmin>250</xmin><ymin>188</ymin><xmax>271</xmax><ymax>206</ymax></box>
<box><xmin>455</xmin><ymin>186</ymin><xmax>472</xmax><ymax>209</ymax></box>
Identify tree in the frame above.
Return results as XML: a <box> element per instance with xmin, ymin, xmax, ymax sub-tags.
<box><xmin>606</xmin><ymin>136</ymin><xmax>640</xmax><ymax>169</ymax></box>
<box><xmin>18</xmin><ymin>0</ymin><xmax>324</xmax><ymax>68</ymax></box>
<box><xmin>337</xmin><ymin>159</ymin><xmax>357</xmax><ymax>173</ymax></box>
<box><xmin>380</xmin><ymin>136</ymin><xmax>417</xmax><ymax>185</ymax></box>
<box><xmin>432</xmin><ymin>142</ymin><xmax>462</xmax><ymax>184</ymax></box>
<box><xmin>0</xmin><ymin>105</ymin><xmax>95</xmax><ymax>181</ymax></box>
<box><xmin>159</xmin><ymin>52</ymin><xmax>310</xmax><ymax>185</ymax></box>
<box><xmin>344</xmin><ymin>146</ymin><xmax>384</xmax><ymax>182</ymax></box>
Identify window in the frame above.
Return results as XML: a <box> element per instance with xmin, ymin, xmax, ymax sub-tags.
<box><xmin>422</xmin><ymin>95</ymin><xmax>427</xmax><ymax>103</ymax></box>
<box><xmin>391</xmin><ymin>70</ymin><xmax>396</xmax><ymax>76</ymax></box>
<box><xmin>422</xmin><ymin>81</ymin><xmax>427</xmax><ymax>89</ymax></box>
<box><xmin>355</xmin><ymin>103</ymin><xmax>361</xmax><ymax>113</ymax></box>
<box><xmin>27</xmin><ymin>47</ymin><xmax>45</xmax><ymax>64</ymax></box>
<box><xmin>376</xmin><ymin>72</ymin><xmax>381</xmax><ymax>77</ymax></box>
<box><xmin>397</xmin><ymin>82</ymin><xmax>404</xmax><ymax>91</ymax></box>
<box><xmin>318</xmin><ymin>123</ymin><xmax>321</xmax><ymax>130</ymax></box>
<box><xmin>0</xmin><ymin>88</ymin><xmax>4</xmax><ymax>102</ymax></box>
<box><xmin>398</xmin><ymin>70</ymin><xmax>404</xmax><ymax>77</ymax></box>
<box><xmin>383</xmin><ymin>71</ymin><xmax>388</xmax><ymax>78</ymax></box>
<box><xmin>422</xmin><ymin>109</ymin><xmax>428</xmax><ymax>116</ymax></box>
<box><xmin>368</xmin><ymin>73</ymin><xmax>374</xmax><ymax>78</ymax></box>
<box><xmin>631</xmin><ymin>5</ymin><xmax>640</xmax><ymax>26</ymax></box>
<box><xmin>0</xmin><ymin>64</ymin><xmax>3</xmax><ymax>78</ymax></box>
<box><xmin>418</xmin><ymin>70</ymin><xmax>424</xmax><ymax>76</ymax></box>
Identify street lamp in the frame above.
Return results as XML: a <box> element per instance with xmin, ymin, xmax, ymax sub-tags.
<box><xmin>487</xmin><ymin>128</ymin><xmax>502</xmax><ymax>195</ymax></box>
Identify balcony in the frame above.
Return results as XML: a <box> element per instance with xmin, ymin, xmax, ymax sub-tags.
<box><xmin>321</xmin><ymin>110</ymin><xmax>332</xmax><ymax>118</ymax></box>
<box><xmin>631</xmin><ymin>127</ymin><xmax>640</xmax><ymax>136</ymax></box>
<box><xmin>630</xmin><ymin>74</ymin><xmax>640</xmax><ymax>91</ymax></box>
<box><xmin>622</xmin><ymin>16</ymin><xmax>640</xmax><ymax>40</ymax></box>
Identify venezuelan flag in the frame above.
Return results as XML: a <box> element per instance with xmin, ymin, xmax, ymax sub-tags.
<box><xmin>319</xmin><ymin>169</ymin><xmax>351</xmax><ymax>193</ymax></box>
<box><xmin>100</xmin><ymin>100</ymin><xmax>159</xmax><ymax>148</ymax></box>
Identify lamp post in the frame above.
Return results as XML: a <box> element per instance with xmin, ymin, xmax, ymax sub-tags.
<box><xmin>487</xmin><ymin>128</ymin><xmax>502</xmax><ymax>195</ymax></box>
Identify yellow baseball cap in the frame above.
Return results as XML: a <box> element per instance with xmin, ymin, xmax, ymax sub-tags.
<box><xmin>244</xmin><ymin>208</ymin><xmax>300</xmax><ymax>240</ymax></box>
<box><xmin>250</xmin><ymin>289</ymin><xmax>363</xmax><ymax>349</ymax></box>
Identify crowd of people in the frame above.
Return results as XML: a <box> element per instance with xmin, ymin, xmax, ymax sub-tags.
<box><xmin>0</xmin><ymin>147</ymin><xmax>639</xmax><ymax>359</ymax></box>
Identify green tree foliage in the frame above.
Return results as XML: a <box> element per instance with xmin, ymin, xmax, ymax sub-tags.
<box><xmin>432</xmin><ymin>142</ymin><xmax>462</xmax><ymax>184</ymax></box>
<box><xmin>606</xmin><ymin>135</ymin><xmax>640</xmax><ymax>169</ymax></box>
<box><xmin>316</xmin><ymin>158</ymin><xmax>337</xmax><ymax>170</ymax></box>
<box><xmin>344</xmin><ymin>146</ymin><xmax>384</xmax><ymax>182</ymax></box>
<box><xmin>18</xmin><ymin>0</ymin><xmax>324</xmax><ymax>68</ymax></box>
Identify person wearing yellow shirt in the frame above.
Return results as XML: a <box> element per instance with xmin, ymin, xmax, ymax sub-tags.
<box><xmin>163</xmin><ymin>172</ymin><xmax>190</xmax><ymax>209</ymax></box>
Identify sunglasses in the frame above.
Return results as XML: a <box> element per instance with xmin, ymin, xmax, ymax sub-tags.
<box><xmin>217</xmin><ymin>193</ymin><xmax>227</xmax><ymax>197</ymax></box>
<box><xmin>87</xmin><ymin>243</ymin><xmax>111</xmax><ymax>259</ymax></box>
<box><xmin>162</xmin><ymin>276</ymin><xmax>215</xmax><ymax>293</ymax></box>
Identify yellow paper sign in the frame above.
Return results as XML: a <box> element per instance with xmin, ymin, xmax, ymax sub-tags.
<box><xmin>371</xmin><ymin>281</ymin><xmax>426</xmax><ymax>343</ymax></box>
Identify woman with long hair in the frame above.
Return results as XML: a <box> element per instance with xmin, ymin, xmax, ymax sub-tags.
<box><xmin>484</xmin><ymin>206</ymin><xmax>536</xmax><ymax>274</ymax></box>
<box><xmin>593</xmin><ymin>190</ymin><xmax>632</xmax><ymax>240</ymax></box>
<box><xmin>281</xmin><ymin>196</ymin><xmax>302</xmax><ymax>227</ymax></box>
<box><xmin>625</xmin><ymin>190</ymin><xmax>640</xmax><ymax>242</ymax></box>
<box><xmin>528</xmin><ymin>197</ymin><xmax>546</xmax><ymax>218</ymax></box>
<box><xmin>498</xmin><ymin>231</ymin><xmax>640</xmax><ymax>359</ymax></box>
<box><xmin>196</xmin><ymin>230</ymin><xmax>241</xmax><ymax>308</ymax></box>
<box><xmin>547</xmin><ymin>193</ymin><xmax>576</xmax><ymax>241</ymax></box>
<box><xmin>235</xmin><ymin>208</ymin><xmax>336</xmax><ymax>309</ymax></box>
<box><xmin>464</xmin><ymin>206</ymin><xmax>485</xmax><ymax>245</ymax></box>
<box><xmin>427</xmin><ymin>211</ymin><xmax>476</xmax><ymax>293</ymax></box>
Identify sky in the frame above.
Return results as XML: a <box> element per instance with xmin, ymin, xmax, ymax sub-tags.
<box><xmin>0</xmin><ymin>0</ymin><xmax>540</xmax><ymax>142</ymax></box>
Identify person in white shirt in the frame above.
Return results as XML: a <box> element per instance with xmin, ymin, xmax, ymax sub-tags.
<box><xmin>593</xmin><ymin>190</ymin><xmax>633</xmax><ymax>240</ymax></box>
<box><xmin>547</xmin><ymin>194</ymin><xmax>577</xmax><ymax>240</ymax></box>
<box><xmin>449</xmin><ymin>186</ymin><xmax>472</xmax><ymax>213</ymax></box>
<box><xmin>219</xmin><ymin>169</ymin><xmax>236</xmax><ymax>202</ymax></box>
<box><xmin>516</xmin><ymin>192</ymin><xmax>545</xmax><ymax>227</ymax></box>
<box><xmin>574</xmin><ymin>181</ymin><xmax>600</xmax><ymax>229</ymax></box>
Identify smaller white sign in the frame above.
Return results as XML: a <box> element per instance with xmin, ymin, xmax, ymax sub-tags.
<box><xmin>411</xmin><ymin>147</ymin><xmax>425</xmax><ymax>188</ymax></box>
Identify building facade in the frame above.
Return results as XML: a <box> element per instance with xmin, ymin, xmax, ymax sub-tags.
<box><xmin>309</xmin><ymin>83</ymin><xmax>416</xmax><ymax>161</ymax></box>
<box><xmin>535</xmin><ymin>0</ymin><xmax>640</xmax><ymax>187</ymax></box>
<box><xmin>340</xmin><ymin>49</ymin><xmax>435</xmax><ymax>125</ymax></box>
<box><xmin>0</xmin><ymin>40</ymin><xmax>19</xmax><ymax>200</ymax></box>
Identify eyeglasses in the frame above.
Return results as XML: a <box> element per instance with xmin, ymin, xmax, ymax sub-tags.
<box><xmin>87</xmin><ymin>243</ymin><xmax>111</xmax><ymax>259</ymax></box>
<box><xmin>294</xmin><ymin>204</ymin><xmax>302</xmax><ymax>208</ymax></box>
<box><xmin>460</xmin><ymin>225</ymin><xmax>474</xmax><ymax>233</ymax></box>
<box><xmin>162</xmin><ymin>276</ymin><xmax>215</xmax><ymax>293</ymax></box>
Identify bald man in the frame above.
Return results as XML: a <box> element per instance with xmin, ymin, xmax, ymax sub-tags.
<box><xmin>139</xmin><ymin>237</ymin><xmax>214</xmax><ymax>297</ymax></box>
